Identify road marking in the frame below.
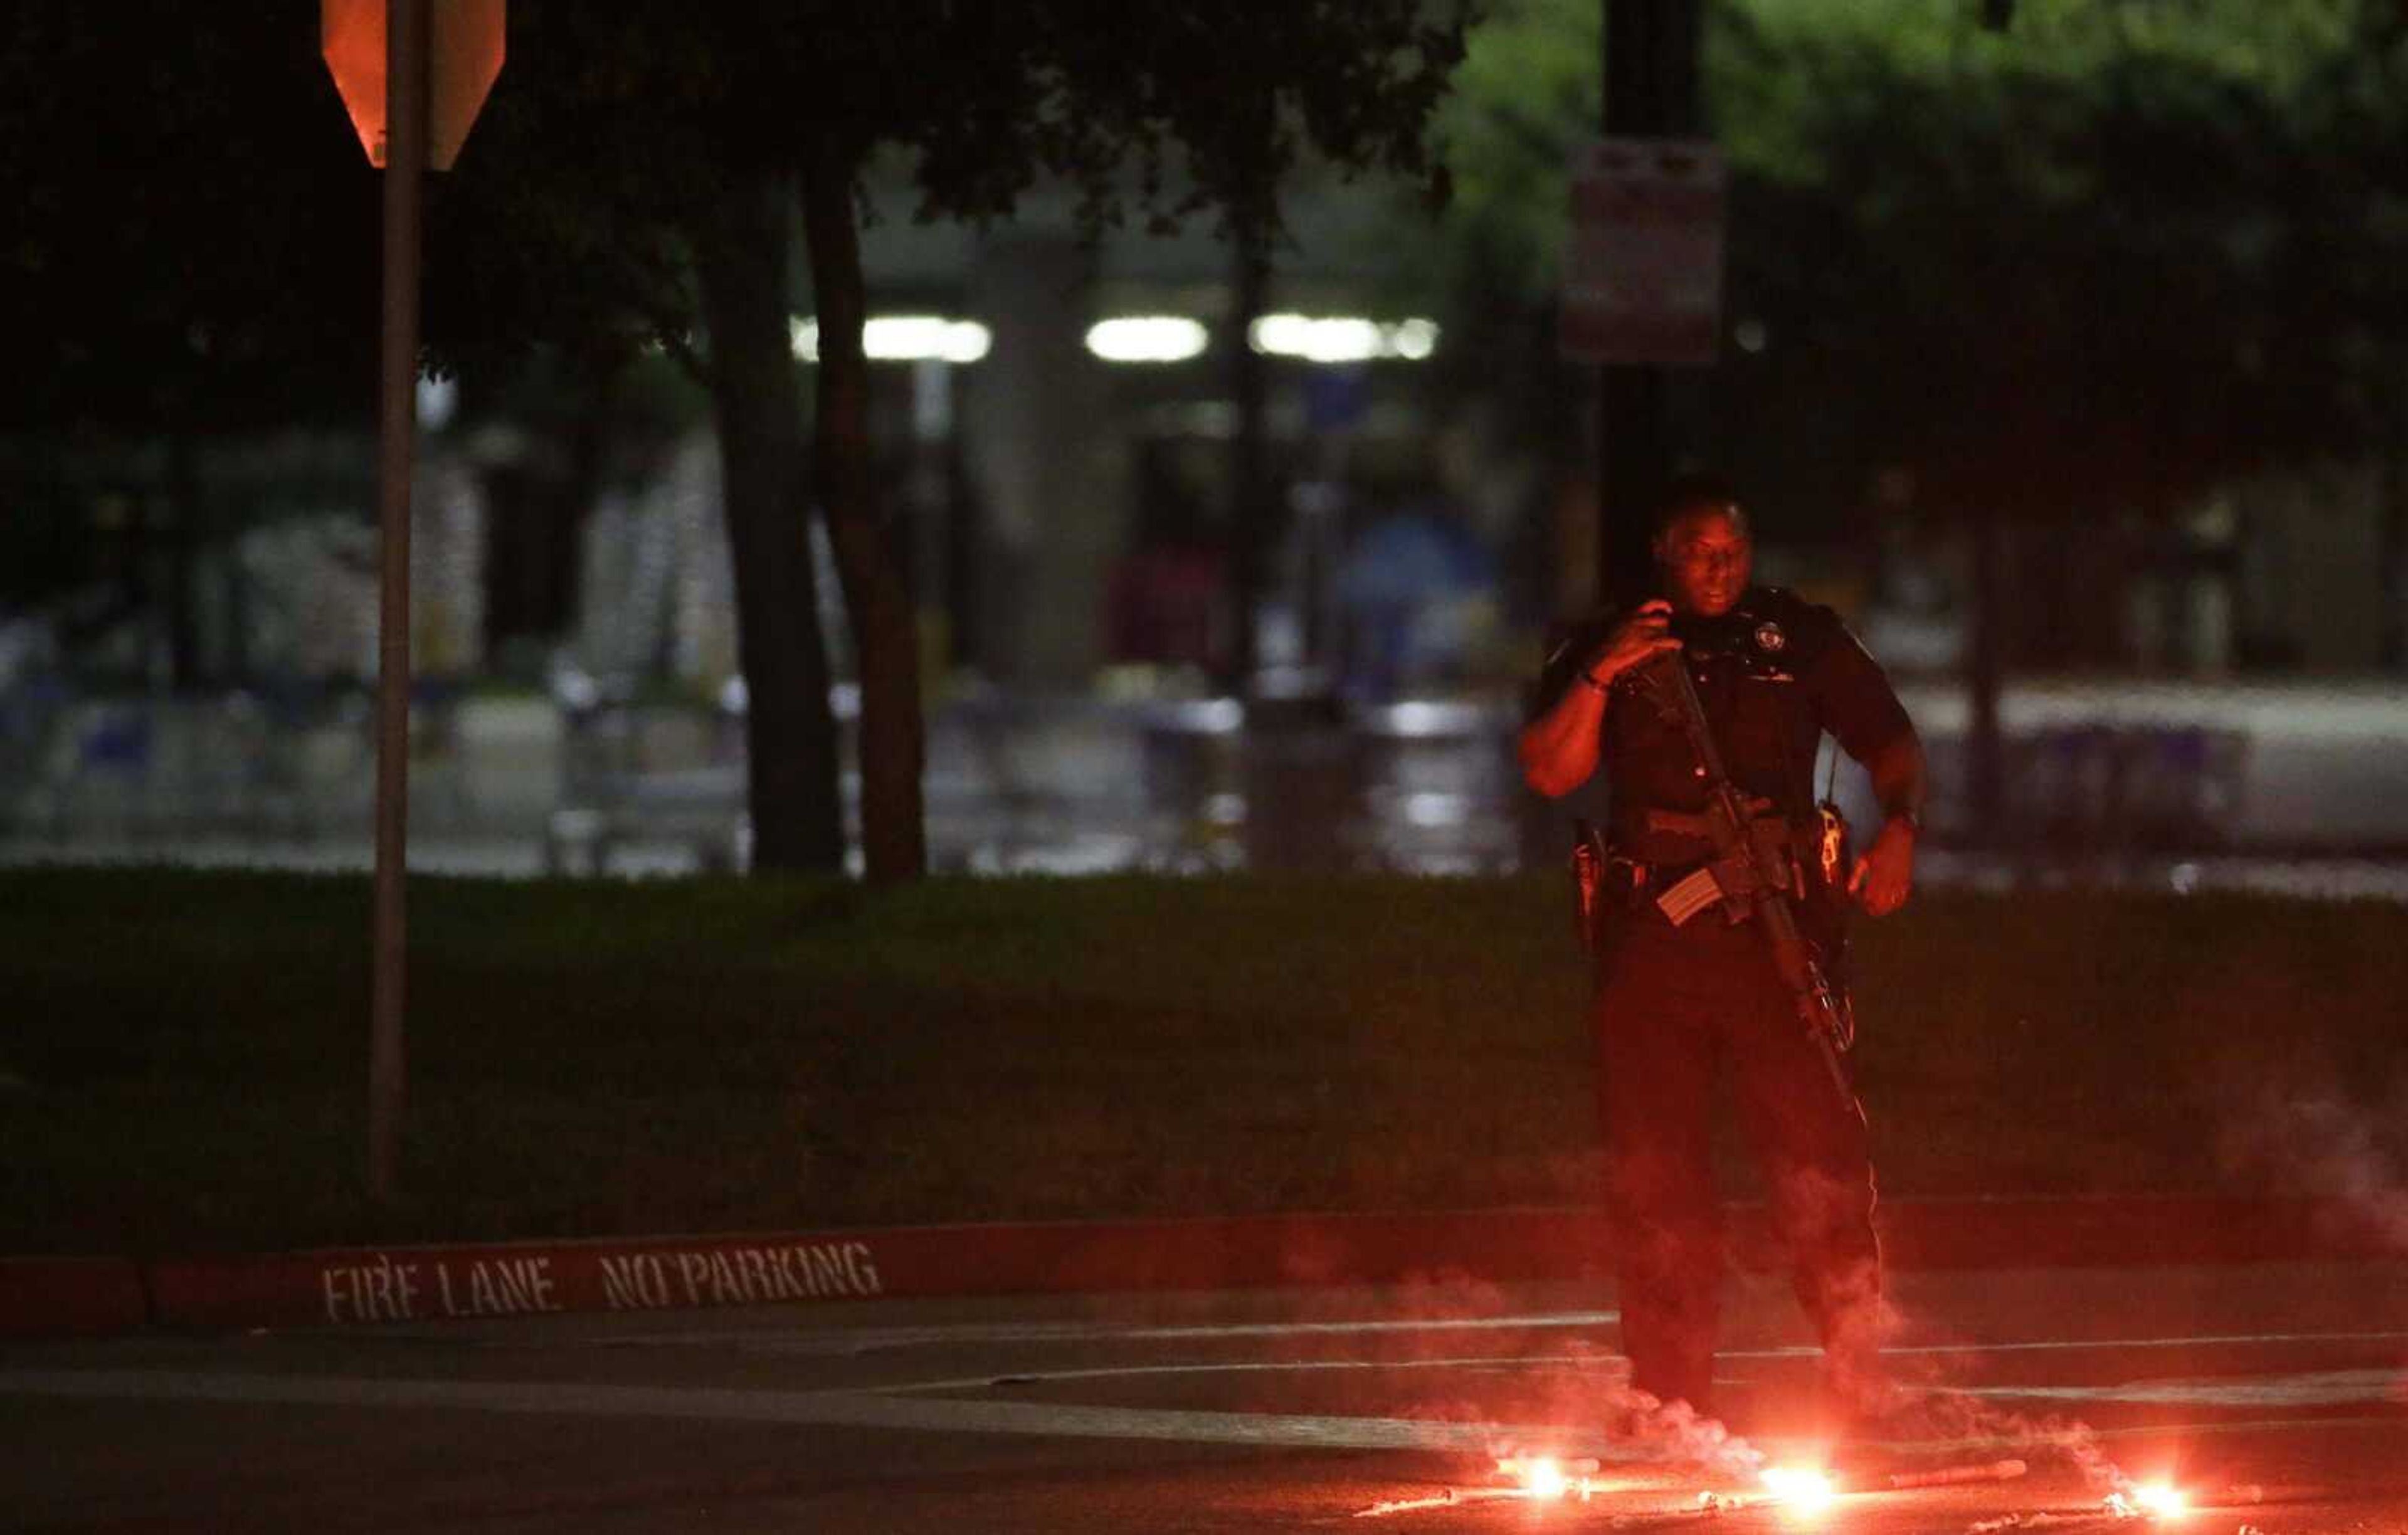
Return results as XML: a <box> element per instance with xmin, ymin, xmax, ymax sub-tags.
<box><xmin>592</xmin><ymin>1310</ymin><xmax>1626</xmax><ymax>1354</ymax></box>
<box><xmin>890</xmin><ymin>1353</ymin><xmax>1629</xmax><ymax>1393</ymax></box>
<box><xmin>1857</xmin><ymin>1330</ymin><xmax>2408</xmax><ymax>1358</ymax></box>
<box><xmin>1971</xmin><ymin>1369</ymin><xmax>2407</xmax><ymax>1409</ymax></box>
<box><xmin>7</xmin><ymin>1363</ymin><xmax>2405</xmax><ymax>1461</ymax></box>
<box><xmin>875</xmin><ymin>1331</ymin><xmax>2408</xmax><ymax>1395</ymax></box>
<box><xmin>578</xmin><ymin>1319</ymin><xmax>2408</xmax><ymax>1366</ymax></box>
<box><xmin>0</xmin><ymin>1368</ymin><xmax>1612</xmax><ymax>1457</ymax></box>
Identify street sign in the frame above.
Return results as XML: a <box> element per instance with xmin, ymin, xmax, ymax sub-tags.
<box><xmin>1560</xmin><ymin>137</ymin><xmax>1726</xmax><ymax>367</ymax></box>
<box><xmin>322</xmin><ymin>0</ymin><xmax>504</xmax><ymax>171</ymax></box>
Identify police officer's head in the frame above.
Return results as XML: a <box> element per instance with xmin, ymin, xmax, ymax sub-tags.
<box><xmin>1650</xmin><ymin>472</ymin><xmax>1752</xmax><ymax>618</ymax></box>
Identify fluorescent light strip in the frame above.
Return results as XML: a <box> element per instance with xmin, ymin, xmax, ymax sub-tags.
<box><xmin>1085</xmin><ymin>315</ymin><xmax>1210</xmax><ymax>364</ymax></box>
<box><xmin>1250</xmin><ymin>314</ymin><xmax>1439</xmax><ymax>363</ymax></box>
<box><xmin>791</xmin><ymin>316</ymin><xmax>991</xmax><ymax>364</ymax></box>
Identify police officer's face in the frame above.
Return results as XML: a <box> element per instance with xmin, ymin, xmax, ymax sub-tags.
<box><xmin>1654</xmin><ymin>504</ymin><xmax>1753</xmax><ymax>617</ymax></box>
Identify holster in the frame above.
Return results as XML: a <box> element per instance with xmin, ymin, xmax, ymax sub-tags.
<box><xmin>1570</xmin><ymin>818</ymin><xmax>1615</xmax><ymax>954</ymax></box>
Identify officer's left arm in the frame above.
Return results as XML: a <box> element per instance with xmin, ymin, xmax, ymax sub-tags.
<box><xmin>1798</xmin><ymin>615</ymin><xmax>1926</xmax><ymax>918</ymax></box>
<box><xmin>1849</xmin><ymin>731</ymin><xmax>1926</xmax><ymax>918</ymax></box>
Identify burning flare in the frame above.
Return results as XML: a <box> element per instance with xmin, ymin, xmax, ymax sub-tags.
<box><xmin>2113</xmin><ymin>1480</ymin><xmax>2189</xmax><ymax>1520</ymax></box>
<box><xmin>1760</xmin><ymin>1464</ymin><xmax>1837</xmax><ymax>1515</ymax></box>
<box><xmin>1494</xmin><ymin>1453</ymin><xmax>1598</xmax><ymax>1502</ymax></box>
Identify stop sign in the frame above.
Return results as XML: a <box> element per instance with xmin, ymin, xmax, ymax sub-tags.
<box><xmin>322</xmin><ymin>0</ymin><xmax>505</xmax><ymax>171</ymax></box>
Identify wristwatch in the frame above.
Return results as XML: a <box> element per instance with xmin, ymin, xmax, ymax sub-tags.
<box><xmin>1579</xmin><ymin>668</ymin><xmax>1609</xmax><ymax>695</ymax></box>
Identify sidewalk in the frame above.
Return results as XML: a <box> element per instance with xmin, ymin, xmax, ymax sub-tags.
<box><xmin>8</xmin><ymin>1194</ymin><xmax>2397</xmax><ymax>1340</ymax></box>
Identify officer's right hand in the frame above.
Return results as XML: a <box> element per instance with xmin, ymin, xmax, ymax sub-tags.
<box><xmin>1585</xmin><ymin>599</ymin><xmax>1682</xmax><ymax>686</ymax></box>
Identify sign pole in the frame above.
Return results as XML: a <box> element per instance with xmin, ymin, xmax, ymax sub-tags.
<box><xmin>1595</xmin><ymin>0</ymin><xmax>1703</xmax><ymax>609</ymax></box>
<box><xmin>369</xmin><ymin>0</ymin><xmax>428</xmax><ymax>1206</ymax></box>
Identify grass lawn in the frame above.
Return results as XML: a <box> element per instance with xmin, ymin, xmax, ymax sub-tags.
<box><xmin>3</xmin><ymin>867</ymin><xmax>2402</xmax><ymax>1255</ymax></box>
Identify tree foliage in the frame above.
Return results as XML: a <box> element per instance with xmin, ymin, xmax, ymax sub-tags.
<box><xmin>1392</xmin><ymin>0</ymin><xmax>2408</xmax><ymax>535</ymax></box>
<box><xmin>434</xmin><ymin>0</ymin><xmax>1469</xmax><ymax>368</ymax></box>
<box><xmin>0</xmin><ymin>3</ymin><xmax>379</xmax><ymax>437</ymax></box>
<box><xmin>434</xmin><ymin>0</ymin><xmax>1473</xmax><ymax>878</ymax></box>
<box><xmin>1715</xmin><ymin>0</ymin><xmax>2403</xmax><ymax>526</ymax></box>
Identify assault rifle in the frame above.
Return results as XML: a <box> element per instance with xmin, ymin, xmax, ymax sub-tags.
<box><xmin>1628</xmin><ymin>650</ymin><xmax>1861</xmax><ymax>1113</ymax></box>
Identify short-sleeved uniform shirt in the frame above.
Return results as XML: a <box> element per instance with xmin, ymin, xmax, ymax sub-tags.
<box><xmin>1537</xmin><ymin>586</ymin><xmax>1914</xmax><ymax>847</ymax></box>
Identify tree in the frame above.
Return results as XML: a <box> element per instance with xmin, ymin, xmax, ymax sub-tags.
<box><xmin>435</xmin><ymin>1</ymin><xmax>1472</xmax><ymax>880</ymax></box>
<box><xmin>1388</xmin><ymin>0</ymin><xmax>2402</xmax><ymax>530</ymax></box>
<box><xmin>1374</xmin><ymin>0</ymin><xmax>2408</xmax><ymax>826</ymax></box>
<box><xmin>0</xmin><ymin>5</ymin><xmax>383</xmax><ymax>440</ymax></box>
<box><xmin>1709</xmin><ymin>0</ymin><xmax>2400</xmax><ymax>826</ymax></box>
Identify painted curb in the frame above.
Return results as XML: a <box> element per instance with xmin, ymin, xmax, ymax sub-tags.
<box><xmin>8</xmin><ymin>1196</ymin><xmax>2398</xmax><ymax>1339</ymax></box>
<box><xmin>1874</xmin><ymin>1193</ymin><xmax>2399</xmax><ymax>1272</ymax></box>
<box><xmin>0</xmin><ymin>1258</ymin><xmax>150</xmax><ymax>1338</ymax></box>
<box><xmin>144</xmin><ymin>1210</ymin><xmax>1610</xmax><ymax>1332</ymax></box>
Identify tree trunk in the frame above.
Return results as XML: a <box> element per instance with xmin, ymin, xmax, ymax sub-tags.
<box><xmin>2382</xmin><ymin>444</ymin><xmax>2407</xmax><ymax>673</ymax></box>
<box><xmin>166</xmin><ymin>431</ymin><xmax>204</xmax><ymax>692</ymax></box>
<box><xmin>692</xmin><ymin>173</ymin><xmax>845</xmax><ymax>875</ymax></box>
<box><xmin>551</xmin><ymin>362</ymin><xmax>615</xmax><ymax>643</ymax></box>
<box><xmin>799</xmin><ymin>132</ymin><xmax>926</xmax><ymax>883</ymax></box>
<box><xmin>1221</xmin><ymin>219</ymin><xmax>1272</xmax><ymax>695</ymax></box>
<box><xmin>1965</xmin><ymin>502</ymin><xmax>2007</xmax><ymax>846</ymax></box>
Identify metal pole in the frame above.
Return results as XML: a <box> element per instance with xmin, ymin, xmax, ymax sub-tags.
<box><xmin>1596</xmin><ymin>0</ymin><xmax>1702</xmax><ymax>609</ymax></box>
<box><xmin>369</xmin><ymin>0</ymin><xmax>428</xmax><ymax>1205</ymax></box>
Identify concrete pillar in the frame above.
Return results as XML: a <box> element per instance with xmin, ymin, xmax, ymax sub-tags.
<box><xmin>959</xmin><ymin>234</ymin><xmax>1124</xmax><ymax>686</ymax></box>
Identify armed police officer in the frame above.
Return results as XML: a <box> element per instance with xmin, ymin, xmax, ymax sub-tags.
<box><xmin>1519</xmin><ymin>475</ymin><xmax>1927</xmax><ymax>1434</ymax></box>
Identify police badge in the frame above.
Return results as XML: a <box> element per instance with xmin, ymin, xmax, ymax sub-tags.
<box><xmin>1754</xmin><ymin>621</ymin><xmax>1786</xmax><ymax>653</ymax></box>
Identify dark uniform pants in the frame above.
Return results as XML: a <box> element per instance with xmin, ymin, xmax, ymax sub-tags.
<box><xmin>1595</xmin><ymin>909</ymin><xmax>1882</xmax><ymax>1418</ymax></box>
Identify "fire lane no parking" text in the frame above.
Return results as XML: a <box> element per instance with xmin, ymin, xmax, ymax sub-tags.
<box><xmin>597</xmin><ymin>1242</ymin><xmax>882</xmax><ymax>1311</ymax></box>
<box><xmin>315</xmin><ymin>1240</ymin><xmax>883</xmax><ymax>1324</ymax></box>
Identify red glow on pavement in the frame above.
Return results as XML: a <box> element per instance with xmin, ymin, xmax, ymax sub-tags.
<box><xmin>1357</xmin><ymin>1456</ymin><xmax>1603</xmax><ymax>1518</ymax></box>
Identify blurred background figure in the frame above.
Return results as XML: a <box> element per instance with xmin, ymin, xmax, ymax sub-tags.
<box><xmin>1335</xmin><ymin>498</ymin><xmax>1499</xmax><ymax>702</ymax></box>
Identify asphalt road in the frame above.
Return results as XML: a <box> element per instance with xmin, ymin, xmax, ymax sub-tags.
<box><xmin>4</xmin><ymin>1262</ymin><xmax>2404</xmax><ymax>1533</ymax></box>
